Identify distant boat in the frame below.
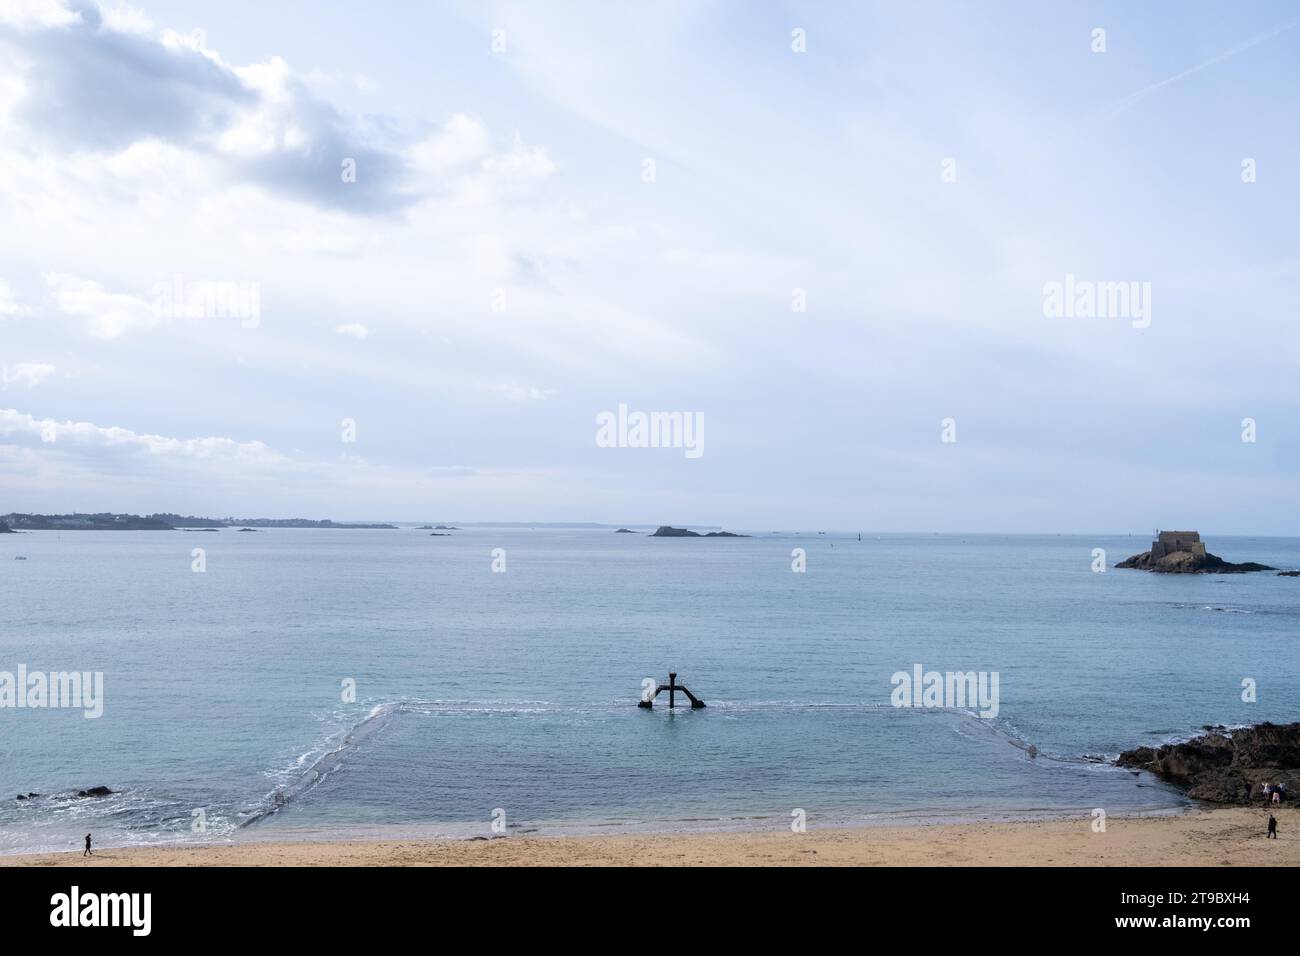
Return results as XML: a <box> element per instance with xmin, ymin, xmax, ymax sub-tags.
<box><xmin>14</xmin><ymin>556</ymin><xmax>27</xmax><ymax>560</ymax></box>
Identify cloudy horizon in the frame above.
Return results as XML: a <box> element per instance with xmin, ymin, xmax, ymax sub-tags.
<box><xmin>2</xmin><ymin>0</ymin><xmax>1298</xmax><ymax>533</ymax></box>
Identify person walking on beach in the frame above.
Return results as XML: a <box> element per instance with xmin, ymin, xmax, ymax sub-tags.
<box><xmin>1272</xmin><ymin>785</ymin><xmax>1281</xmax><ymax>805</ymax></box>
<box><xmin>1267</xmin><ymin>816</ymin><xmax>1278</xmax><ymax>839</ymax></box>
<box><xmin>83</xmin><ymin>833</ymin><xmax>92</xmax><ymax>857</ymax></box>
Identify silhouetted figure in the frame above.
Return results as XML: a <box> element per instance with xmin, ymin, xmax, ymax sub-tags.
<box><xmin>1267</xmin><ymin>816</ymin><xmax>1278</xmax><ymax>839</ymax></box>
<box><xmin>83</xmin><ymin>833</ymin><xmax>92</xmax><ymax>856</ymax></box>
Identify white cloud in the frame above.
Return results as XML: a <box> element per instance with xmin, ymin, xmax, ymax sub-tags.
<box><xmin>490</xmin><ymin>383</ymin><xmax>556</xmax><ymax>403</ymax></box>
<box><xmin>335</xmin><ymin>322</ymin><xmax>370</xmax><ymax>339</ymax></box>
<box><xmin>44</xmin><ymin>272</ymin><xmax>166</xmax><ymax>339</ymax></box>
<box><xmin>407</xmin><ymin>115</ymin><xmax>554</xmax><ymax>205</ymax></box>
<box><xmin>0</xmin><ymin>279</ymin><xmax>30</xmax><ymax>315</ymax></box>
<box><xmin>0</xmin><ymin>0</ymin><xmax>79</xmax><ymax>30</ymax></box>
<box><xmin>100</xmin><ymin>1</ymin><xmax>153</xmax><ymax>35</ymax></box>
<box><xmin>409</xmin><ymin>114</ymin><xmax>491</xmax><ymax>172</ymax></box>
<box><xmin>0</xmin><ymin>407</ymin><xmax>284</xmax><ymax>461</ymax></box>
<box><xmin>1</xmin><ymin>362</ymin><xmax>56</xmax><ymax>388</ymax></box>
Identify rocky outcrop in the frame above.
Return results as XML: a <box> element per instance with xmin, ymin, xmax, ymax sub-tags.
<box><xmin>1117</xmin><ymin>550</ymin><xmax>1273</xmax><ymax>573</ymax></box>
<box><xmin>76</xmin><ymin>786</ymin><xmax>113</xmax><ymax>798</ymax></box>
<box><xmin>651</xmin><ymin>526</ymin><xmax>749</xmax><ymax>537</ymax></box>
<box><xmin>1116</xmin><ymin>723</ymin><xmax>1300</xmax><ymax>803</ymax></box>
<box><xmin>614</xmin><ymin>528</ymin><xmax>639</xmax><ymax>533</ymax></box>
<box><xmin>1117</xmin><ymin>530</ymin><xmax>1273</xmax><ymax>573</ymax></box>
<box><xmin>0</xmin><ymin>521</ymin><xmax>13</xmax><ymax>533</ymax></box>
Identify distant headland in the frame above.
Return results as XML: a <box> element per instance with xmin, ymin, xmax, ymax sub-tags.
<box><xmin>1116</xmin><ymin>530</ymin><xmax>1274</xmax><ymax>573</ymax></box>
<box><xmin>0</xmin><ymin>513</ymin><xmax>398</xmax><ymax>530</ymax></box>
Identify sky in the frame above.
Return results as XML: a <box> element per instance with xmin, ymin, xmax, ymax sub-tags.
<box><xmin>1</xmin><ymin>0</ymin><xmax>1298</xmax><ymax>532</ymax></box>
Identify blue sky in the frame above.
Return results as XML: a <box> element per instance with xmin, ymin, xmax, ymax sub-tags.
<box><xmin>1</xmin><ymin>0</ymin><xmax>1297</xmax><ymax>531</ymax></box>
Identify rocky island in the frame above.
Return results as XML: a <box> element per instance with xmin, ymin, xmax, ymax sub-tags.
<box><xmin>1116</xmin><ymin>722</ymin><xmax>1300</xmax><ymax>803</ymax></box>
<box><xmin>650</xmin><ymin>526</ymin><xmax>750</xmax><ymax>538</ymax></box>
<box><xmin>1116</xmin><ymin>530</ymin><xmax>1274</xmax><ymax>573</ymax></box>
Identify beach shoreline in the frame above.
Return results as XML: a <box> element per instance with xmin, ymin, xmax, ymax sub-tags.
<box><xmin>4</xmin><ymin>807</ymin><xmax>1296</xmax><ymax>867</ymax></box>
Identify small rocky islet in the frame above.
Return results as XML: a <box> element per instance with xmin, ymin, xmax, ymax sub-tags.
<box><xmin>1116</xmin><ymin>531</ymin><xmax>1275</xmax><ymax>573</ymax></box>
<box><xmin>650</xmin><ymin>526</ymin><xmax>750</xmax><ymax>538</ymax></box>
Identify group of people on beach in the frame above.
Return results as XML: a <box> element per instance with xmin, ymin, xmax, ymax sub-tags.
<box><xmin>1256</xmin><ymin>783</ymin><xmax>1288</xmax><ymax>841</ymax></box>
<box><xmin>1260</xmin><ymin>782</ymin><xmax>1288</xmax><ymax>804</ymax></box>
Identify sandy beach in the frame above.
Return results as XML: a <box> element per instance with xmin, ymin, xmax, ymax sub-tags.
<box><xmin>4</xmin><ymin>807</ymin><xmax>1297</xmax><ymax>867</ymax></box>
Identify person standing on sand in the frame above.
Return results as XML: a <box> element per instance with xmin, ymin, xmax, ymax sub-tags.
<box><xmin>1267</xmin><ymin>816</ymin><xmax>1278</xmax><ymax>839</ymax></box>
<box><xmin>83</xmin><ymin>833</ymin><xmax>92</xmax><ymax>856</ymax></box>
<box><xmin>1273</xmin><ymin>786</ymin><xmax>1281</xmax><ymax>805</ymax></box>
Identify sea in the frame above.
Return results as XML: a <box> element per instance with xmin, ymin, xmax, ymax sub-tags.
<box><xmin>1</xmin><ymin>528</ymin><xmax>1296</xmax><ymax>855</ymax></box>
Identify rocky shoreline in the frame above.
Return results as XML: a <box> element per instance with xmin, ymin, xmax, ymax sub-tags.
<box><xmin>1116</xmin><ymin>722</ymin><xmax>1300</xmax><ymax>804</ymax></box>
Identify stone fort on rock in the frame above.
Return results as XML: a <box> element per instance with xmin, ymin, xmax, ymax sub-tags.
<box><xmin>1148</xmin><ymin>530</ymin><xmax>1206</xmax><ymax>560</ymax></box>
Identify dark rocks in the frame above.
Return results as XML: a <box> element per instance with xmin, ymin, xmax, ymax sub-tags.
<box><xmin>1116</xmin><ymin>530</ymin><xmax>1273</xmax><ymax>573</ymax></box>
<box><xmin>1116</xmin><ymin>722</ymin><xmax>1300</xmax><ymax>804</ymax></box>
<box><xmin>76</xmin><ymin>786</ymin><xmax>113</xmax><ymax>798</ymax></box>
<box><xmin>1116</xmin><ymin>551</ymin><xmax>1274</xmax><ymax>574</ymax></box>
<box><xmin>614</xmin><ymin>528</ymin><xmax>639</xmax><ymax>534</ymax></box>
<box><xmin>651</xmin><ymin>526</ymin><xmax>749</xmax><ymax>537</ymax></box>
<box><xmin>1278</xmin><ymin>571</ymin><xmax>1300</xmax><ymax>577</ymax></box>
<box><xmin>0</xmin><ymin>521</ymin><xmax>13</xmax><ymax>533</ymax></box>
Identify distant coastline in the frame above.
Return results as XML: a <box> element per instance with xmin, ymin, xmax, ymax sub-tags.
<box><xmin>0</xmin><ymin>513</ymin><xmax>398</xmax><ymax>530</ymax></box>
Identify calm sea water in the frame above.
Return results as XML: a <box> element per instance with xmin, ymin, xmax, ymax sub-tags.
<box><xmin>1</xmin><ymin>529</ymin><xmax>1297</xmax><ymax>854</ymax></box>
